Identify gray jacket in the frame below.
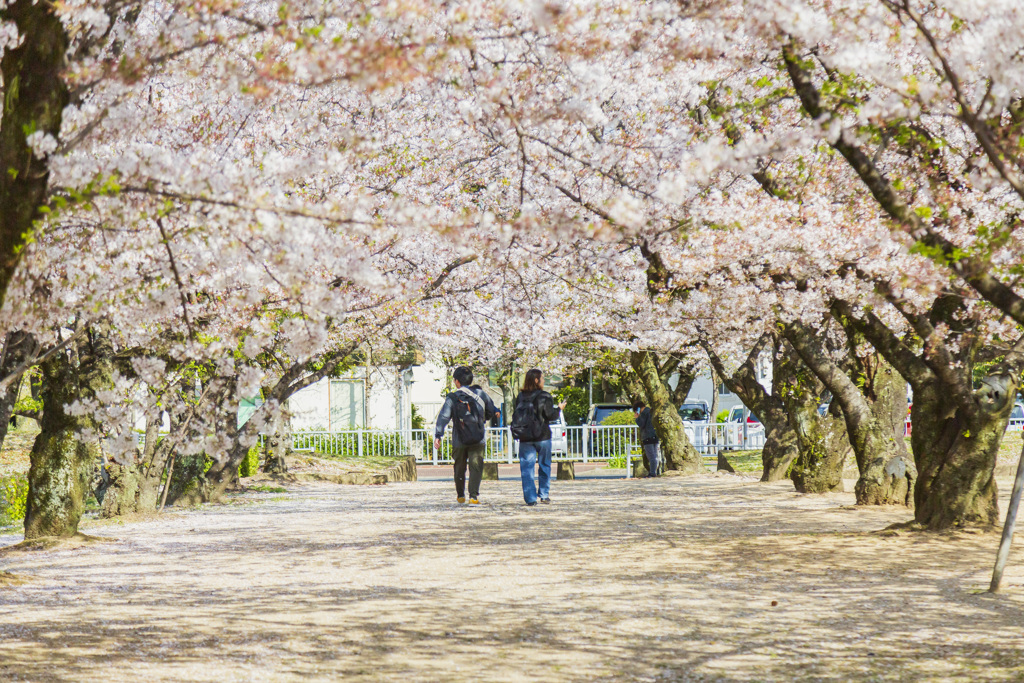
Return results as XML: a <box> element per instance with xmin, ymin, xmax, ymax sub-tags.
<box><xmin>434</xmin><ymin>385</ymin><xmax>499</xmax><ymax>447</ymax></box>
<box><xmin>635</xmin><ymin>407</ymin><xmax>658</xmax><ymax>444</ymax></box>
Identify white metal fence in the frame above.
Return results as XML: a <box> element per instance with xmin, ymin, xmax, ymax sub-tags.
<box><xmin>282</xmin><ymin>422</ymin><xmax>764</xmax><ymax>465</ymax></box>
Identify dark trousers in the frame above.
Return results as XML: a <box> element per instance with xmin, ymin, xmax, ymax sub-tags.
<box><xmin>453</xmin><ymin>442</ymin><xmax>486</xmax><ymax>498</ymax></box>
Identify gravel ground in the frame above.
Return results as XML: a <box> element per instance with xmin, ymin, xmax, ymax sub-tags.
<box><xmin>2</xmin><ymin>473</ymin><xmax>1024</xmax><ymax>682</ymax></box>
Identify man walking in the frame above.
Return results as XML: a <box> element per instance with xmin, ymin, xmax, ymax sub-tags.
<box><xmin>434</xmin><ymin>366</ymin><xmax>499</xmax><ymax>505</ymax></box>
<box><xmin>632</xmin><ymin>400</ymin><xmax>661</xmax><ymax>477</ymax></box>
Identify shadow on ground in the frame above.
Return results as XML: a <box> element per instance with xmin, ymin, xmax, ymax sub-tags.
<box><xmin>1</xmin><ymin>475</ymin><xmax>1023</xmax><ymax>682</ymax></box>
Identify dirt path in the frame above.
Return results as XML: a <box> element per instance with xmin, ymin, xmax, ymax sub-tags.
<box><xmin>2</xmin><ymin>473</ymin><xmax>1024</xmax><ymax>682</ymax></box>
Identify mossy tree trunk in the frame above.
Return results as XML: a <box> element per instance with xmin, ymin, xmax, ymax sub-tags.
<box><xmin>24</xmin><ymin>330</ymin><xmax>113</xmax><ymax>539</ymax></box>
<box><xmin>784</xmin><ymin>322</ymin><xmax>914</xmax><ymax>506</ymax></box>
<box><xmin>835</xmin><ymin>300</ymin><xmax>1020</xmax><ymax>528</ymax></box>
<box><xmin>630</xmin><ymin>350</ymin><xmax>702</xmax><ymax>474</ymax></box>
<box><xmin>704</xmin><ymin>335</ymin><xmax>801</xmax><ymax>482</ymax></box>
<box><xmin>774</xmin><ymin>335</ymin><xmax>850</xmax><ymax>494</ymax></box>
<box><xmin>0</xmin><ymin>0</ymin><xmax>69</xmax><ymax>310</ymax></box>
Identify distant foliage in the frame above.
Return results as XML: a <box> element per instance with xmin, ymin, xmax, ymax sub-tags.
<box><xmin>0</xmin><ymin>474</ymin><xmax>28</xmax><ymax>526</ymax></box>
<box><xmin>555</xmin><ymin>386</ymin><xmax>588</xmax><ymax>425</ymax></box>
<box><xmin>238</xmin><ymin>445</ymin><xmax>260</xmax><ymax>478</ymax></box>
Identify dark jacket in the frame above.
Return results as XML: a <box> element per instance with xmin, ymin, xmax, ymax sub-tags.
<box><xmin>514</xmin><ymin>389</ymin><xmax>559</xmax><ymax>442</ymax></box>
<box><xmin>434</xmin><ymin>384</ymin><xmax>499</xmax><ymax>447</ymax></box>
<box><xmin>635</xmin><ymin>407</ymin><xmax>658</xmax><ymax>444</ymax></box>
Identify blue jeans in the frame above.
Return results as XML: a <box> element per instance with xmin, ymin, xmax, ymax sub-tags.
<box><xmin>518</xmin><ymin>440</ymin><xmax>552</xmax><ymax>504</ymax></box>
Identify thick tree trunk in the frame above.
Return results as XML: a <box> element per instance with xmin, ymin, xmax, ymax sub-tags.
<box><xmin>24</xmin><ymin>333</ymin><xmax>113</xmax><ymax>539</ymax></box>
<box><xmin>0</xmin><ymin>0</ymin><xmax>69</xmax><ymax>309</ymax></box>
<box><xmin>854</xmin><ymin>355</ymin><xmax>914</xmax><ymax>506</ymax></box>
<box><xmin>630</xmin><ymin>350</ymin><xmax>702</xmax><ymax>474</ymax></box>
<box><xmin>784</xmin><ymin>323</ymin><xmax>914</xmax><ymax>505</ymax></box>
<box><xmin>911</xmin><ymin>378</ymin><xmax>1012</xmax><ymax>528</ymax></box>
<box><xmin>834</xmin><ymin>301</ymin><xmax>1013</xmax><ymax>526</ymax></box>
<box><xmin>774</xmin><ymin>337</ymin><xmax>849</xmax><ymax>494</ymax></box>
<box><xmin>262</xmin><ymin>431</ymin><xmax>290</xmax><ymax>474</ymax></box>
<box><xmin>787</xmin><ymin>400</ymin><xmax>849</xmax><ymax>493</ymax></box>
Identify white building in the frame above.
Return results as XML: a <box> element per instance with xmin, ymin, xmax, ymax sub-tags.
<box><xmin>286</xmin><ymin>362</ymin><xmax>489</xmax><ymax>432</ymax></box>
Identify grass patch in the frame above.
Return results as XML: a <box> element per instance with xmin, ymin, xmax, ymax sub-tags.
<box><xmin>248</xmin><ymin>485</ymin><xmax>288</xmax><ymax>494</ymax></box>
<box><xmin>717</xmin><ymin>450</ymin><xmax>762</xmax><ymax>473</ymax></box>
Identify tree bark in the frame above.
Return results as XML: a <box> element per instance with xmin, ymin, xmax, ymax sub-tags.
<box><xmin>784</xmin><ymin>322</ymin><xmax>914</xmax><ymax>505</ymax></box>
<box><xmin>630</xmin><ymin>350</ymin><xmax>702</xmax><ymax>474</ymax></box>
<box><xmin>0</xmin><ymin>0</ymin><xmax>69</xmax><ymax>310</ymax></box>
<box><xmin>100</xmin><ymin>412</ymin><xmax>164</xmax><ymax>517</ymax></box>
<box><xmin>703</xmin><ymin>336</ymin><xmax>800</xmax><ymax>482</ymax></box>
<box><xmin>24</xmin><ymin>331</ymin><xmax>113</xmax><ymax>539</ymax></box>
<box><xmin>835</xmin><ymin>301</ymin><xmax>1014</xmax><ymax>527</ymax></box>
<box><xmin>774</xmin><ymin>336</ymin><xmax>850</xmax><ymax>494</ymax></box>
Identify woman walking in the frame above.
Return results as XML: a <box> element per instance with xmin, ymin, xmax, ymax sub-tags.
<box><xmin>511</xmin><ymin>369</ymin><xmax>566</xmax><ymax>506</ymax></box>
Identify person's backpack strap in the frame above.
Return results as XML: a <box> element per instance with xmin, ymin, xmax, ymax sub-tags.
<box><xmin>457</xmin><ymin>386</ymin><xmax>485</xmax><ymax>413</ymax></box>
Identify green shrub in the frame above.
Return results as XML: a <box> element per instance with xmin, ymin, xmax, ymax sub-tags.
<box><xmin>554</xmin><ymin>386</ymin><xmax>588</xmax><ymax>425</ymax></box>
<box><xmin>717</xmin><ymin>409</ymin><xmax>730</xmax><ymax>424</ymax></box>
<box><xmin>238</xmin><ymin>444</ymin><xmax>260</xmax><ymax>478</ymax></box>
<box><xmin>600</xmin><ymin>410</ymin><xmax>637</xmax><ymax>426</ymax></box>
<box><xmin>295</xmin><ymin>430</ymin><xmax>408</xmax><ymax>458</ymax></box>
<box><xmin>0</xmin><ymin>473</ymin><xmax>29</xmax><ymax>526</ymax></box>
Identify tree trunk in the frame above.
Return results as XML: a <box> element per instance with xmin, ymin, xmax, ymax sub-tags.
<box><xmin>910</xmin><ymin>378</ymin><xmax>1012</xmax><ymax>528</ymax></box>
<box><xmin>630</xmin><ymin>350</ymin><xmax>702</xmax><ymax>474</ymax></box>
<box><xmin>262</xmin><ymin>430</ymin><xmax>290</xmax><ymax>474</ymax></box>
<box><xmin>0</xmin><ymin>0</ymin><xmax>69</xmax><ymax>310</ymax></box>
<box><xmin>784</xmin><ymin>323</ymin><xmax>914</xmax><ymax>505</ymax></box>
<box><xmin>101</xmin><ymin>412</ymin><xmax>164</xmax><ymax>517</ymax></box>
<box><xmin>703</xmin><ymin>336</ymin><xmax>801</xmax><ymax>482</ymax></box>
<box><xmin>834</xmin><ymin>301</ymin><xmax>1013</xmax><ymax>527</ymax></box>
<box><xmin>0</xmin><ymin>331</ymin><xmax>40</xmax><ymax>450</ymax></box>
<box><xmin>24</xmin><ymin>332</ymin><xmax>113</xmax><ymax>539</ymax></box>
<box><xmin>775</xmin><ymin>337</ymin><xmax>849</xmax><ymax>494</ymax></box>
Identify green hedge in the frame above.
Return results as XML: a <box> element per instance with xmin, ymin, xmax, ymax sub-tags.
<box><xmin>238</xmin><ymin>445</ymin><xmax>260</xmax><ymax>477</ymax></box>
<box><xmin>0</xmin><ymin>473</ymin><xmax>28</xmax><ymax>527</ymax></box>
<box><xmin>293</xmin><ymin>431</ymin><xmax>408</xmax><ymax>458</ymax></box>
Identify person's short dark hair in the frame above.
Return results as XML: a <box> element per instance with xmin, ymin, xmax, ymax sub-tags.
<box><xmin>453</xmin><ymin>366</ymin><xmax>473</xmax><ymax>387</ymax></box>
<box><xmin>632</xmin><ymin>400</ymin><xmax>645</xmax><ymax>410</ymax></box>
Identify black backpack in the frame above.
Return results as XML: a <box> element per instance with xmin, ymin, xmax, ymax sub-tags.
<box><xmin>452</xmin><ymin>387</ymin><xmax>486</xmax><ymax>444</ymax></box>
<box><xmin>511</xmin><ymin>392</ymin><xmax>546</xmax><ymax>442</ymax></box>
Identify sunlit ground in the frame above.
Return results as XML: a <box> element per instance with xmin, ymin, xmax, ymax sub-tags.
<box><xmin>2</xmin><ymin>472</ymin><xmax>1024</xmax><ymax>682</ymax></box>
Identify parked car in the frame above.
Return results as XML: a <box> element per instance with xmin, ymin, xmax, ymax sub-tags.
<box><xmin>586</xmin><ymin>403</ymin><xmax>633</xmax><ymax>458</ymax></box>
<box><xmin>1007</xmin><ymin>402</ymin><xmax>1024</xmax><ymax>432</ymax></box>
<box><xmin>513</xmin><ymin>410</ymin><xmax>568</xmax><ymax>456</ymax></box>
<box><xmin>727</xmin><ymin>405</ymin><xmax>760</xmax><ymax>424</ymax></box>
<box><xmin>550</xmin><ymin>410</ymin><xmax>568</xmax><ymax>454</ymax></box>
<box><xmin>678</xmin><ymin>401</ymin><xmax>710</xmax><ymax>422</ymax></box>
<box><xmin>586</xmin><ymin>403</ymin><xmax>633</xmax><ymax>427</ymax></box>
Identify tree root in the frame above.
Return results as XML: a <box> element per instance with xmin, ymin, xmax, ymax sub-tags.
<box><xmin>0</xmin><ymin>532</ymin><xmax>114</xmax><ymax>556</ymax></box>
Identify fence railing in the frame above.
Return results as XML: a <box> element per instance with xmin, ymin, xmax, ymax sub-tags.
<box><xmin>279</xmin><ymin>422</ymin><xmax>766</xmax><ymax>465</ymax></box>
<box><xmin>684</xmin><ymin>422</ymin><xmax>766</xmax><ymax>453</ymax></box>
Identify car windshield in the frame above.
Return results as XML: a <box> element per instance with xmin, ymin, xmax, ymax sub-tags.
<box><xmin>679</xmin><ymin>405</ymin><xmax>707</xmax><ymax>421</ymax></box>
<box><xmin>1013</xmin><ymin>405</ymin><xmax>1024</xmax><ymax>419</ymax></box>
<box><xmin>593</xmin><ymin>407</ymin><xmax>628</xmax><ymax>423</ymax></box>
